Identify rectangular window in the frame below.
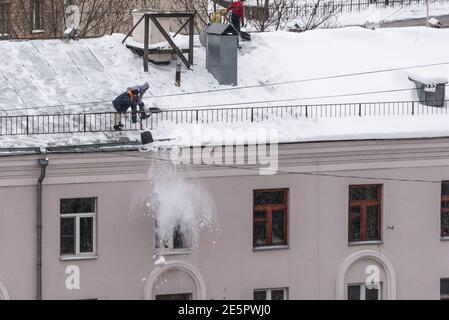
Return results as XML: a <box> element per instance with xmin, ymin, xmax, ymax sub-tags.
<box><xmin>0</xmin><ymin>1</ymin><xmax>9</xmax><ymax>36</ymax></box>
<box><xmin>253</xmin><ymin>189</ymin><xmax>288</xmax><ymax>247</ymax></box>
<box><xmin>254</xmin><ymin>288</ymin><xmax>288</xmax><ymax>300</ymax></box>
<box><xmin>31</xmin><ymin>0</ymin><xmax>43</xmax><ymax>31</ymax></box>
<box><xmin>441</xmin><ymin>182</ymin><xmax>449</xmax><ymax>238</ymax></box>
<box><xmin>60</xmin><ymin>198</ymin><xmax>96</xmax><ymax>258</ymax></box>
<box><xmin>348</xmin><ymin>185</ymin><xmax>382</xmax><ymax>243</ymax></box>
<box><xmin>441</xmin><ymin>278</ymin><xmax>449</xmax><ymax>300</ymax></box>
<box><xmin>155</xmin><ymin>220</ymin><xmax>189</xmax><ymax>252</ymax></box>
<box><xmin>347</xmin><ymin>283</ymin><xmax>381</xmax><ymax>300</ymax></box>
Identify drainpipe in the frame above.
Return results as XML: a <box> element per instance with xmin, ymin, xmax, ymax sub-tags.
<box><xmin>37</xmin><ymin>158</ymin><xmax>49</xmax><ymax>300</ymax></box>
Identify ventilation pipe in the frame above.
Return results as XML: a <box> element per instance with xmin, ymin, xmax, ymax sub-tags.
<box><xmin>37</xmin><ymin>158</ymin><xmax>49</xmax><ymax>300</ymax></box>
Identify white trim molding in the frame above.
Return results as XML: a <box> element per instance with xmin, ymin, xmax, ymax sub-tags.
<box><xmin>336</xmin><ymin>250</ymin><xmax>397</xmax><ymax>300</ymax></box>
<box><xmin>0</xmin><ymin>280</ymin><xmax>10</xmax><ymax>300</ymax></box>
<box><xmin>143</xmin><ymin>260</ymin><xmax>206</xmax><ymax>300</ymax></box>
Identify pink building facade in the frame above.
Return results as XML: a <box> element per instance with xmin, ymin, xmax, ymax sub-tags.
<box><xmin>1</xmin><ymin>137</ymin><xmax>449</xmax><ymax>299</ymax></box>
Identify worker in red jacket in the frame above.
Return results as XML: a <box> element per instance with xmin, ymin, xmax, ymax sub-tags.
<box><xmin>227</xmin><ymin>0</ymin><xmax>245</xmax><ymax>48</ymax></box>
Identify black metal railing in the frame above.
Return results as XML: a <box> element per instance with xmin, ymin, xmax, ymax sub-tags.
<box><xmin>264</xmin><ymin>0</ymin><xmax>449</xmax><ymax>18</ymax></box>
<box><xmin>0</xmin><ymin>100</ymin><xmax>448</xmax><ymax>136</ymax></box>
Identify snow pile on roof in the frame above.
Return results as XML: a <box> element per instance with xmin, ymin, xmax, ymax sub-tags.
<box><xmin>2</xmin><ymin>27</ymin><xmax>449</xmax><ymax>116</ymax></box>
<box><xmin>408</xmin><ymin>72</ymin><xmax>448</xmax><ymax>86</ymax></box>
<box><xmin>4</xmin><ymin>114</ymin><xmax>449</xmax><ymax>150</ymax></box>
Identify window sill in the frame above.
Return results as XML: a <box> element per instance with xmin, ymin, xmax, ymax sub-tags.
<box><xmin>253</xmin><ymin>245</ymin><xmax>289</xmax><ymax>252</ymax></box>
<box><xmin>32</xmin><ymin>30</ymin><xmax>45</xmax><ymax>34</ymax></box>
<box><xmin>60</xmin><ymin>255</ymin><xmax>98</xmax><ymax>261</ymax></box>
<box><xmin>348</xmin><ymin>241</ymin><xmax>383</xmax><ymax>246</ymax></box>
<box><xmin>441</xmin><ymin>237</ymin><xmax>449</xmax><ymax>241</ymax></box>
<box><xmin>155</xmin><ymin>249</ymin><xmax>191</xmax><ymax>256</ymax></box>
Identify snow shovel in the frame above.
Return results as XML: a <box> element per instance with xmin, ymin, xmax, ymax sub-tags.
<box><xmin>223</xmin><ymin>14</ymin><xmax>252</xmax><ymax>42</ymax></box>
<box><xmin>140</xmin><ymin>131</ymin><xmax>175</xmax><ymax>146</ymax></box>
<box><xmin>140</xmin><ymin>107</ymin><xmax>163</xmax><ymax>120</ymax></box>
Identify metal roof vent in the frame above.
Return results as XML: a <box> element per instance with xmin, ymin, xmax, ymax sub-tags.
<box><xmin>408</xmin><ymin>73</ymin><xmax>448</xmax><ymax>107</ymax></box>
<box><xmin>205</xmin><ymin>23</ymin><xmax>238</xmax><ymax>86</ymax></box>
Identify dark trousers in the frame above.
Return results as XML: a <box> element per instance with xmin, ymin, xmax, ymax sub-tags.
<box><xmin>231</xmin><ymin>13</ymin><xmax>241</xmax><ymax>44</ymax></box>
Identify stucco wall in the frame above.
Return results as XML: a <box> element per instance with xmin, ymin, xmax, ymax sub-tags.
<box><xmin>1</xmin><ymin>138</ymin><xmax>449</xmax><ymax>299</ymax></box>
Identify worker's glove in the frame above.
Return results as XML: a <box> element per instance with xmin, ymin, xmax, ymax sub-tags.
<box><xmin>139</xmin><ymin>101</ymin><xmax>145</xmax><ymax>109</ymax></box>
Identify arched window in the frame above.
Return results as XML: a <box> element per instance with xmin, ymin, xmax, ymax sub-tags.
<box><xmin>0</xmin><ymin>280</ymin><xmax>10</xmax><ymax>300</ymax></box>
<box><xmin>143</xmin><ymin>260</ymin><xmax>206</xmax><ymax>300</ymax></box>
<box><xmin>336</xmin><ymin>250</ymin><xmax>397</xmax><ymax>300</ymax></box>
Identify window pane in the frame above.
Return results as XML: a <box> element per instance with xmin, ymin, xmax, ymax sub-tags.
<box><xmin>272</xmin><ymin>210</ymin><xmax>286</xmax><ymax>245</ymax></box>
<box><xmin>365</xmin><ymin>287</ymin><xmax>379</xmax><ymax>300</ymax></box>
<box><xmin>442</xmin><ymin>182</ymin><xmax>449</xmax><ymax>196</ymax></box>
<box><xmin>271</xmin><ymin>289</ymin><xmax>285</xmax><ymax>300</ymax></box>
<box><xmin>0</xmin><ymin>3</ymin><xmax>5</xmax><ymax>34</ymax></box>
<box><xmin>254</xmin><ymin>191</ymin><xmax>286</xmax><ymax>205</ymax></box>
<box><xmin>441</xmin><ymin>279</ymin><xmax>449</xmax><ymax>298</ymax></box>
<box><xmin>254</xmin><ymin>221</ymin><xmax>266</xmax><ymax>246</ymax></box>
<box><xmin>347</xmin><ymin>285</ymin><xmax>360</xmax><ymax>300</ymax></box>
<box><xmin>442</xmin><ymin>201</ymin><xmax>449</xmax><ymax>209</ymax></box>
<box><xmin>254</xmin><ymin>291</ymin><xmax>267</xmax><ymax>300</ymax></box>
<box><xmin>156</xmin><ymin>238</ymin><xmax>170</xmax><ymax>249</ymax></box>
<box><xmin>33</xmin><ymin>0</ymin><xmax>42</xmax><ymax>30</ymax></box>
<box><xmin>173</xmin><ymin>224</ymin><xmax>187</xmax><ymax>249</ymax></box>
<box><xmin>61</xmin><ymin>218</ymin><xmax>75</xmax><ymax>255</ymax></box>
<box><xmin>349</xmin><ymin>206</ymin><xmax>361</xmax><ymax>242</ymax></box>
<box><xmin>254</xmin><ymin>211</ymin><xmax>266</xmax><ymax>219</ymax></box>
<box><xmin>79</xmin><ymin>217</ymin><xmax>94</xmax><ymax>253</ymax></box>
<box><xmin>350</xmin><ymin>186</ymin><xmax>380</xmax><ymax>201</ymax></box>
<box><xmin>442</xmin><ymin>213</ymin><xmax>449</xmax><ymax>237</ymax></box>
<box><xmin>366</xmin><ymin>205</ymin><xmax>379</xmax><ymax>240</ymax></box>
<box><xmin>156</xmin><ymin>293</ymin><xmax>192</xmax><ymax>300</ymax></box>
<box><xmin>61</xmin><ymin>198</ymin><xmax>95</xmax><ymax>214</ymax></box>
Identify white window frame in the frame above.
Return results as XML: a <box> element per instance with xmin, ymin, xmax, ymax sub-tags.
<box><xmin>348</xmin><ymin>283</ymin><xmax>382</xmax><ymax>300</ymax></box>
<box><xmin>254</xmin><ymin>287</ymin><xmax>288</xmax><ymax>300</ymax></box>
<box><xmin>0</xmin><ymin>0</ymin><xmax>9</xmax><ymax>37</ymax></box>
<box><xmin>155</xmin><ymin>221</ymin><xmax>191</xmax><ymax>255</ymax></box>
<box><xmin>31</xmin><ymin>0</ymin><xmax>44</xmax><ymax>33</ymax></box>
<box><xmin>60</xmin><ymin>199</ymin><xmax>97</xmax><ymax>260</ymax></box>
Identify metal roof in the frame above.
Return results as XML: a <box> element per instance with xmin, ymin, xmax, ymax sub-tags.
<box><xmin>204</xmin><ymin>23</ymin><xmax>238</xmax><ymax>35</ymax></box>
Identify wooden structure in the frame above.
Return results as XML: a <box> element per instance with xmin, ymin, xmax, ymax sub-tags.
<box><xmin>122</xmin><ymin>12</ymin><xmax>195</xmax><ymax>71</ymax></box>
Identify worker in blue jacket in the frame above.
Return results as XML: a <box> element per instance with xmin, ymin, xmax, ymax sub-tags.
<box><xmin>112</xmin><ymin>82</ymin><xmax>151</xmax><ymax>131</ymax></box>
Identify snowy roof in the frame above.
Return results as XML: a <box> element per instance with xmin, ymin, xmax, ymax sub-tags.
<box><xmin>2</xmin><ymin>27</ymin><xmax>449</xmax><ymax>149</ymax></box>
<box><xmin>2</xmin><ymin>27</ymin><xmax>449</xmax><ymax>114</ymax></box>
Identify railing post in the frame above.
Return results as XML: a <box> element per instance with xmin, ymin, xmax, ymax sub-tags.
<box><xmin>359</xmin><ymin>103</ymin><xmax>362</xmax><ymax>116</ymax></box>
<box><xmin>251</xmin><ymin>107</ymin><xmax>254</xmax><ymax>122</ymax></box>
<box><xmin>26</xmin><ymin>116</ymin><xmax>29</xmax><ymax>134</ymax></box>
<box><xmin>83</xmin><ymin>114</ymin><xmax>87</xmax><ymax>132</ymax></box>
<box><xmin>196</xmin><ymin>110</ymin><xmax>199</xmax><ymax>124</ymax></box>
<box><xmin>412</xmin><ymin>101</ymin><xmax>415</xmax><ymax>115</ymax></box>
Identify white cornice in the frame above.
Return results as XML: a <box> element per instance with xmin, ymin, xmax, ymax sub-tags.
<box><xmin>2</xmin><ymin>138</ymin><xmax>449</xmax><ymax>185</ymax></box>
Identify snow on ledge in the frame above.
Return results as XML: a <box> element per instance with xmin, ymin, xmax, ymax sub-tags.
<box><xmin>408</xmin><ymin>72</ymin><xmax>448</xmax><ymax>87</ymax></box>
